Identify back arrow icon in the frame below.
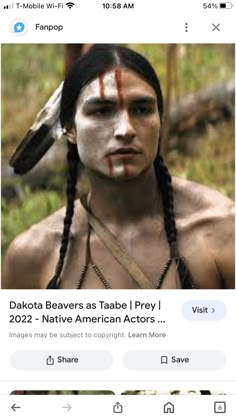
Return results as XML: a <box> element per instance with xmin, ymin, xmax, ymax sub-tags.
<box><xmin>11</xmin><ymin>404</ymin><xmax>21</xmax><ymax>411</ymax></box>
<box><xmin>62</xmin><ymin>403</ymin><xmax>72</xmax><ymax>411</ymax></box>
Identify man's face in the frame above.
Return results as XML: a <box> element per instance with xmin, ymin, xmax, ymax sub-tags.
<box><xmin>72</xmin><ymin>67</ymin><xmax>161</xmax><ymax>180</ymax></box>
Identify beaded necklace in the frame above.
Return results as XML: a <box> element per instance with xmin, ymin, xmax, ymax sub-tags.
<box><xmin>47</xmin><ymin>200</ymin><xmax>198</xmax><ymax>289</ymax></box>
<box><xmin>76</xmin><ymin>223</ymin><xmax>180</xmax><ymax>289</ymax></box>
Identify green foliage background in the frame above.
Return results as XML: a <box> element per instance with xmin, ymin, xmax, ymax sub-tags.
<box><xmin>1</xmin><ymin>44</ymin><xmax>235</xmax><ymax>257</ymax></box>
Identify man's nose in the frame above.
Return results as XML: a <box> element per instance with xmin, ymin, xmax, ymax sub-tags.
<box><xmin>114</xmin><ymin>111</ymin><xmax>136</xmax><ymax>141</ymax></box>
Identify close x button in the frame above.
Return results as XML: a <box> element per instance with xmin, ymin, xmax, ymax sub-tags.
<box><xmin>212</xmin><ymin>23</ymin><xmax>220</xmax><ymax>31</ymax></box>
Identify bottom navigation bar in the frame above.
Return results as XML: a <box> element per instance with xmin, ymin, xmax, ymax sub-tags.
<box><xmin>0</xmin><ymin>395</ymin><xmax>235</xmax><ymax>419</ymax></box>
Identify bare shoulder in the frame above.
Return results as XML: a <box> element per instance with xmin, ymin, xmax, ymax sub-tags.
<box><xmin>172</xmin><ymin>177</ymin><xmax>234</xmax><ymax>243</ymax></box>
<box><xmin>172</xmin><ymin>177</ymin><xmax>234</xmax><ymax>288</ymax></box>
<box><xmin>172</xmin><ymin>176</ymin><xmax>234</xmax><ymax>219</ymax></box>
<box><xmin>2</xmin><ymin>207</ymin><xmax>67</xmax><ymax>289</ymax></box>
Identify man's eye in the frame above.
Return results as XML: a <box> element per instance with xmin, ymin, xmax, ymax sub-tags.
<box><xmin>132</xmin><ymin>106</ymin><xmax>153</xmax><ymax>115</ymax></box>
<box><xmin>90</xmin><ymin>107</ymin><xmax>113</xmax><ymax>116</ymax></box>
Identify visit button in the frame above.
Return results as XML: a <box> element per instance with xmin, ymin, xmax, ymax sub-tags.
<box><xmin>182</xmin><ymin>300</ymin><xmax>226</xmax><ymax>320</ymax></box>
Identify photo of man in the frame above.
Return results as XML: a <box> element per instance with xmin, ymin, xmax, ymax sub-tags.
<box><xmin>2</xmin><ymin>44</ymin><xmax>234</xmax><ymax>289</ymax></box>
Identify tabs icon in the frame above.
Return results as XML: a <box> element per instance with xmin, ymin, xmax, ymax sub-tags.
<box><xmin>214</xmin><ymin>401</ymin><xmax>226</xmax><ymax>413</ymax></box>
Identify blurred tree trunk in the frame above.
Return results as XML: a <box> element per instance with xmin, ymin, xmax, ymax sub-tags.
<box><xmin>169</xmin><ymin>78</ymin><xmax>235</xmax><ymax>135</ymax></box>
<box><xmin>65</xmin><ymin>44</ymin><xmax>93</xmax><ymax>73</ymax></box>
<box><xmin>162</xmin><ymin>44</ymin><xmax>177</xmax><ymax>158</ymax></box>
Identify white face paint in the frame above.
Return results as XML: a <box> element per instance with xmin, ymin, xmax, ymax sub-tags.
<box><xmin>73</xmin><ymin>68</ymin><xmax>161</xmax><ymax>180</ymax></box>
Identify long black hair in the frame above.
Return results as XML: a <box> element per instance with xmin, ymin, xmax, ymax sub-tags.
<box><xmin>47</xmin><ymin>44</ymin><xmax>196</xmax><ymax>289</ymax></box>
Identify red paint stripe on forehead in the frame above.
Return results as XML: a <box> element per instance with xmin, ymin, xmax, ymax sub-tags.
<box><xmin>114</xmin><ymin>68</ymin><xmax>124</xmax><ymax>109</ymax></box>
<box><xmin>99</xmin><ymin>74</ymin><xmax>105</xmax><ymax>98</ymax></box>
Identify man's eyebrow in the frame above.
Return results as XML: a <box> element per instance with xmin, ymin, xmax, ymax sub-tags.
<box><xmin>83</xmin><ymin>96</ymin><xmax>157</xmax><ymax>107</ymax></box>
<box><xmin>131</xmin><ymin>96</ymin><xmax>157</xmax><ymax>105</ymax></box>
<box><xmin>83</xmin><ymin>98</ymin><xmax>116</xmax><ymax>106</ymax></box>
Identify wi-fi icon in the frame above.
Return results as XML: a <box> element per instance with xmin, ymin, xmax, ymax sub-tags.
<box><xmin>66</xmin><ymin>2</ymin><xmax>74</xmax><ymax>8</ymax></box>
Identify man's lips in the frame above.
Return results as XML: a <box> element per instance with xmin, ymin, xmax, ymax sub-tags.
<box><xmin>107</xmin><ymin>147</ymin><xmax>141</xmax><ymax>157</ymax></box>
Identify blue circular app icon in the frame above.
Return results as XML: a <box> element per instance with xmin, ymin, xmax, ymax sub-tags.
<box><xmin>14</xmin><ymin>22</ymin><xmax>25</xmax><ymax>33</ymax></box>
<box><xmin>10</xmin><ymin>18</ymin><xmax>28</xmax><ymax>36</ymax></box>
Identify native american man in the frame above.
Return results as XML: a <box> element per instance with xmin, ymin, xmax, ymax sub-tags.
<box><xmin>3</xmin><ymin>45</ymin><xmax>234</xmax><ymax>289</ymax></box>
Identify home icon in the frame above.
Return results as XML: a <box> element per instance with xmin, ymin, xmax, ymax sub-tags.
<box><xmin>164</xmin><ymin>402</ymin><xmax>175</xmax><ymax>413</ymax></box>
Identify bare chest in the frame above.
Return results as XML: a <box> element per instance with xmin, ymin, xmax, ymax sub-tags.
<box><xmin>52</xmin><ymin>219</ymin><xmax>221</xmax><ymax>289</ymax></box>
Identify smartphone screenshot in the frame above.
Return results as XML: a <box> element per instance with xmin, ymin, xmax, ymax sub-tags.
<box><xmin>0</xmin><ymin>1</ymin><xmax>235</xmax><ymax>418</ymax></box>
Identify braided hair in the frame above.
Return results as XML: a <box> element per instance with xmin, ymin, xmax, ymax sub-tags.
<box><xmin>47</xmin><ymin>44</ymin><xmax>195</xmax><ymax>289</ymax></box>
<box><xmin>47</xmin><ymin>142</ymin><xmax>79</xmax><ymax>288</ymax></box>
<box><xmin>154</xmin><ymin>155</ymin><xmax>196</xmax><ymax>288</ymax></box>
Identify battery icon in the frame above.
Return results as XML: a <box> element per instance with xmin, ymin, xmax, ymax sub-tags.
<box><xmin>219</xmin><ymin>2</ymin><xmax>233</xmax><ymax>8</ymax></box>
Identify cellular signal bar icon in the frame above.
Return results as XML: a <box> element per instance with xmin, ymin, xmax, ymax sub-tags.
<box><xmin>3</xmin><ymin>2</ymin><xmax>14</xmax><ymax>8</ymax></box>
<box><xmin>66</xmin><ymin>2</ymin><xmax>74</xmax><ymax>8</ymax></box>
